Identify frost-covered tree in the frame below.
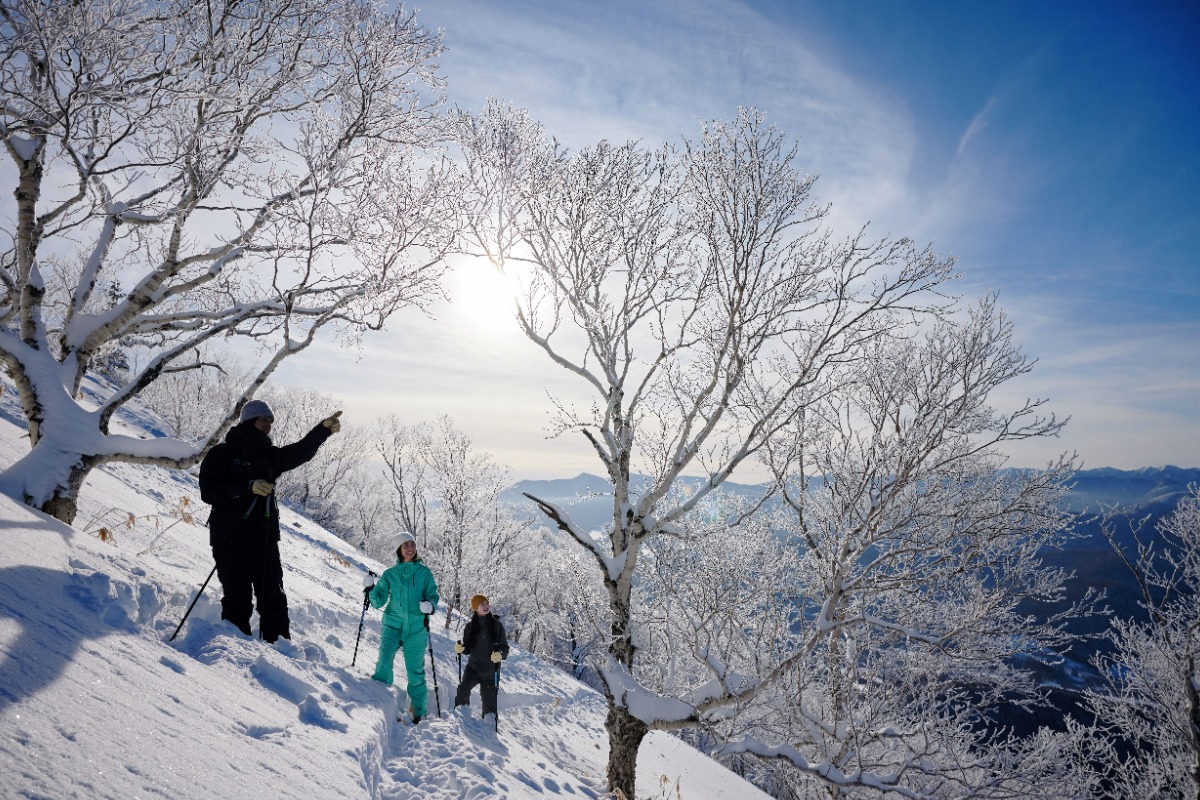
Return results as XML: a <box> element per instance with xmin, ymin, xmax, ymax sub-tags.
<box><xmin>456</xmin><ymin>102</ymin><xmax>1058</xmax><ymax>798</ymax></box>
<box><xmin>421</xmin><ymin>415</ymin><xmax>526</xmax><ymax>619</ymax></box>
<box><xmin>0</xmin><ymin>0</ymin><xmax>458</xmax><ymax>523</ymax></box>
<box><xmin>1082</xmin><ymin>486</ymin><xmax>1200</xmax><ymax>799</ymax></box>
<box><xmin>373</xmin><ymin>414</ymin><xmax>532</xmax><ymax>625</ymax></box>
<box><xmin>721</xmin><ymin>299</ymin><xmax>1092</xmax><ymax>798</ymax></box>
<box><xmin>375</xmin><ymin>413</ymin><xmax>431</xmax><ymax>541</ymax></box>
<box><xmin>501</xmin><ymin>526</ymin><xmax>609</xmax><ymax>682</ymax></box>
<box><xmin>333</xmin><ymin>466</ymin><xmax>395</xmax><ymax>554</ymax></box>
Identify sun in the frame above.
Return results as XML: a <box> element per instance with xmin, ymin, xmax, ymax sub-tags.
<box><xmin>451</xmin><ymin>261</ymin><xmax>523</xmax><ymax>335</ymax></box>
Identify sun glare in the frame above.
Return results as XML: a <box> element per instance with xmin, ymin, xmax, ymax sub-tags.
<box><xmin>451</xmin><ymin>262</ymin><xmax>522</xmax><ymax>335</ymax></box>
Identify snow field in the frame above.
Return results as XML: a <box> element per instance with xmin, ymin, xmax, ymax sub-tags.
<box><xmin>0</xmin><ymin>400</ymin><xmax>770</xmax><ymax>800</ymax></box>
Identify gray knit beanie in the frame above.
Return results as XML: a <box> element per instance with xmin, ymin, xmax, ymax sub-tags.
<box><xmin>240</xmin><ymin>399</ymin><xmax>274</xmax><ymax>423</ymax></box>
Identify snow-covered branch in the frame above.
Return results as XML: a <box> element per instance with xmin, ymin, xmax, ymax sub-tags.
<box><xmin>0</xmin><ymin>0</ymin><xmax>459</xmax><ymax>523</ymax></box>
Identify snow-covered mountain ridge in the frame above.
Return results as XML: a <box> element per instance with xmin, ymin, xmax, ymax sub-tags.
<box><xmin>506</xmin><ymin>467</ymin><xmax>1200</xmax><ymax>533</ymax></box>
<box><xmin>0</xmin><ymin>406</ymin><xmax>769</xmax><ymax>799</ymax></box>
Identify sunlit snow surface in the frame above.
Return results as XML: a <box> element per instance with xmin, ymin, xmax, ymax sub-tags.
<box><xmin>0</xmin><ymin>383</ymin><xmax>769</xmax><ymax>800</ymax></box>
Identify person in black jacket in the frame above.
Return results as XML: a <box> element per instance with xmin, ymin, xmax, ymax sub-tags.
<box><xmin>199</xmin><ymin>399</ymin><xmax>341</xmax><ymax>643</ymax></box>
<box><xmin>453</xmin><ymin>594</ymin><xmax>509</xmax><ymax>718</ymax></box>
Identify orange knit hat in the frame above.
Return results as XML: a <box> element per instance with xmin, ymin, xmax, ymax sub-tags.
<box><xmin>470</xmin><ymin>594</ymin><xmax>489</xmax><ymax>612</ymax></box>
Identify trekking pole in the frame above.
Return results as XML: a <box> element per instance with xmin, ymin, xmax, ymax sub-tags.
<box><xmin>425</xmin><ymin>614</ymin><xmax>442</xmax><ymax>717</ymax></box>
<box><xmin>170</xmin><ymin>565</ymin><xmax>217</xmax><ymax>641</ymax></box>
<box><xmin>350</xmin><ymin>593</ymin><xmax>370</xmax><ymax>666</ymax></box>
<box><xmin>457</xmin><ymin>618</ymin><xmax>466</xmax><ymax>681</ymax></box>
<box><xmin>494</xmin><ymin>659</ymin><xmax>501</xmax><ymax>733</ymax></box>
<box><xmin>352</xmin><ymin>570</ymin><xmax>377</xmax><ymax>667</ymax></box>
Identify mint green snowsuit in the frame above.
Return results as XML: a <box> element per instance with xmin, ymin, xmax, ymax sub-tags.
<box><xmin>368</xmin><ymin>558</ymin><xmax>439</xmax><ymax>718</ymax></box>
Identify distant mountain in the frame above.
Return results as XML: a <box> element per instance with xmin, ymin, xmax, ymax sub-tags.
<box><xmin>505</xmin><ymin>472</ymin><xmax>615</xmax><ymax>502</ymax></box>
<box><xmin>1061</xmin><ymin>466</ymin><xmax>1200</xmax><ymax>513</ymax></box>
<box><xmin>499</xmin><ymin>473</ymin><xmax>613</xmax><ymax>532</ymax></box>
<box><xmin>501</xmin><ymin>472</ymin><xmax>770</xmax><ymax>533</ymax></box>
<box><xmin>504</xmin><ymin>466</ymin><xmax>1200</xmax><ymax>532</ymax></box>
<box><xmin>504</xmin><ymin>466</ymin><xmax>1197</xmax><ymax>660</ymax></box>
<box><xmin>1017</xmin><ymin>466</ymin><xmax>1200</xmax><ymax>709</ymax></box>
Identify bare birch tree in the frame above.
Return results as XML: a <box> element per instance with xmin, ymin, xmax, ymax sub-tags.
<box><xmin>0</xmin><ymin>0</ymin><xmax>458</xmax><ymax>523</ymax></box>
<box><xmin>454</xmin><ymin>102</ymin><xmax>1003</xmax><ymax>798</ymax></box>
<box><xmin>333</xmin><ymin>467</ymin><xmax>395</xmax><ymax>554</ymax></box>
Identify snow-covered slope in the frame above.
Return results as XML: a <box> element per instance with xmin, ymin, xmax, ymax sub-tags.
<box><xmin>0</xmin><ymin>402</ymin><xmax>770</xmax><ymax>799</ymax></box>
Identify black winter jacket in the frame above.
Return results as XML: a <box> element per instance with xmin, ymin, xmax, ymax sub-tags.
<box><xmin>199</xmin><ymin>419</ymin><xmax>331</xmax><ymax>546</ymax></box>
<box><xmin>461</xmin><ymin>613</ymin><xmax>509</xmax><ymax>670</ymax></box>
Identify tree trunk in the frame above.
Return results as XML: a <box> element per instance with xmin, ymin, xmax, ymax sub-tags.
<box><xmin>604</xmin><ymin>497</ymin><xmax>644</xmax><ymax>797</ymax></box>
<box><xmin>41</xmin><ymin>492</ymin><xmax>81</xmax><ymax>526</ymax></box>
<box><xmin>0</xmin><ymin>435</ymin><xmax>95</xmax><ymax>525</ymax></box>
<box><xmin>606</xmin><ymin>703</ymin><xmax>648</xmax><ymax>799</ymax></box>
<box><xmin>39</xmin><ymin>457</ymin><xmax>93</xmax><ymax>525</ymax></box>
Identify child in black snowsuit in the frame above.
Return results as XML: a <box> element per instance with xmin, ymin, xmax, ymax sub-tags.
<box><xmin>453</xmin><ymin>594</ymin><xmax>509</xmax><ymax>718</ymax></box>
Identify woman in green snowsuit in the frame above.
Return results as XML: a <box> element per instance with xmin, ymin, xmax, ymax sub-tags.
<box><xmin>367</xmin><ymin>531</ymin><xmax>440</xmax><ymax>723</ymax></box>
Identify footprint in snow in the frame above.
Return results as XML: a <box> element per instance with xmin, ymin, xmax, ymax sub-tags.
<box><xmin>299</xmin><ymin>694</ymin><xmax>347</xmax><ymax>732</ymax></box>
<box><xmin>158</xmin><ymin>655</ymin><xmax>187</xmax><ymax>674</ymax></box>
<box><xmin>237</xmin><ymin>722</ymin><xmax>289</xmax><ymax>740</ymax></box>
<box><xmin>271</xmin><ymin>637</ymin><xmax>328</xmax><ymax>663</ymax></box>
<box><xmin>250</xmin><ymin>655</ymin><xmax>348</xmax><ymax>731</ymax></box>
<box><xmin>250</xmin><ymin>655</ymin><xmax>315</xmax><ymax>703</ymax></box>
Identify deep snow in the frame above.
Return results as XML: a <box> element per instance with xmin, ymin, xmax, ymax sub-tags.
<box><xmin>0</xmin><ymin>387</ymin><xmax>771</xmax><ymax>800</ymax></box>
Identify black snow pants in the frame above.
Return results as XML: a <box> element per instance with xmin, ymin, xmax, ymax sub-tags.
<box><xmin>454</xmin><ymin>660</ymin><xmax>499</xmax><ymax>717</ymax></box>
<box><xmin>212</xmin><ymin>536</ymin><xmax>290</xmax><ymax>643</ymax></box>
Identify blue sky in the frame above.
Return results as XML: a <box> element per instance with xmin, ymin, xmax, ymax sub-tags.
<box><xmin>278</xmin><ymin>0</ymin><xmax>1200</xmax><ymax>479</ymax></box>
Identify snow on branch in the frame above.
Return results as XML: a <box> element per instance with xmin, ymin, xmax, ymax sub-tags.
<box><xmin>722</xmin><ymin>736</ymin><xmax>936</xmax><ymax>800</ymax></box>
<box><xmin>601</xmin><ymin>656</ymin><xmax>697</xmax><ymax>725</ymax></box>
<box><xmin>0</xmin><ymin>0</ymin><xmax>458</xmax><ymax>523</ymax></box>
<box><xmin>522</xmin><ymin>492</ymin><xmax>629</xmax><ymax>580</ymax></box>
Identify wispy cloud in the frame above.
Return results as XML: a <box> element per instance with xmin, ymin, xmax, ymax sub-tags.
<box><xmin>435</xmin><ymin>0</ymin><xmax>915</xmax><ymax>219</ymax></box>
<box><xmin>957</xmin><ymin>95</ymin><xmax>999</xmax><ymax>156</ymax></box>
<box><xmin>989</xmin><ymin>288</ymin><xmax>1200</xmax><ymax>468</ymax></box>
